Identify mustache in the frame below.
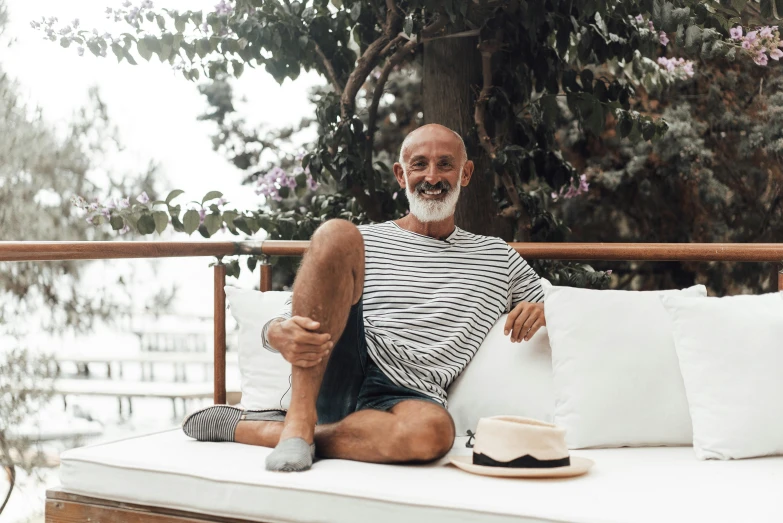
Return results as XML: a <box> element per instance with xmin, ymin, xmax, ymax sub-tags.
<box><xmin>414</xmin><ymin>180</ymin><xmax>452</xmax><ymax>193</ymax></box>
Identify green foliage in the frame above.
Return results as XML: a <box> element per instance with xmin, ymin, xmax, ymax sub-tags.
<box><xmin>47</xmin><ymin>0</ymin><xmax>782</xmax><ymax>288</ymax></box>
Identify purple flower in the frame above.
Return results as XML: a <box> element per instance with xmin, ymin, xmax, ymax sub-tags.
<box><xmin>746</xmin><ymin>30</ymin><xmax>758</xmax><ymax>43</ymax></box>
<box><xmin>659</xmin><ymin>32</ymin><xmax>669</xmax><ymax>46</ymax></box>
<box><xmin>102</xmin><ymin>209</ymin><xmax>111</xmax><ymax>218</ymax></box>
<box><xmin>88</xmin><ymin>202</ymin><xmax>99</xmax><ymax>211</ymax></box>
<box><xmin>730</xmin><ymin>26</ymin><xmax>743</xmax><ymax>40</ymax></box>
<box><xmin>119</xmin><ymin>224</ymin><xmax>131</xmax><ymax>234</ymax></box>
<box><xmin>579</xmin><ymin>174</ymin><xmax>589</xmax><ymax>192</ymax></box>
<box><xmin>635</xmin><ymin>15</ymin><xmax>644</xmax><ymax>24</ymax></box>
<box><xmin>136</xmin><ymin>191</ymin><xmax>150</xmax><ymax>204</ymax></box>
<box><xmin>306</xmin><ymin>176</ymin><xmax>319</xmax><ymax>191</ymax></box>
<box><xmin>118</xmin><ymin>197</ymin><xmax>130</xmax><ymax>209</ymax></box>
<box><xmin>217</xmin><ymin>197</ymin><xmax>227</xmax><ymax>206</ymax></box>
<box><xmin>214</xmin><ymin>0</ymin><xmax>234</xmax><ymax>16</ymax></box>
<box><xmin>754</xmin><ymin>51</ymin><xmax>769</xmax><ymax>66</ymax></box>
<box><xmin>682</xmin><ymin>61</ymin><xmax>694</xmax><ymax>77</ymax></box>
<box><xmin>648</xmin><ymin>20</ymin><xmax>655</xmax><ymax>32</ymax></box>
<box><xmin>85</xmin><ymin>216</ymin><xmax>94</xmax><ymax>225</ymax></box>
<box><xmin>770</xmin><ymin>48</ymin><xmax>783</xmax><ymax>60</ymax></box>
<box><xmin>760</xmin><ymin>26</ymin><xmax>773</xmax><ymax>38</ymax></box>
<box><xmin>198</xmin><ymin>208</ymin><xmax>206</xmax><ymax>224</ymax></box>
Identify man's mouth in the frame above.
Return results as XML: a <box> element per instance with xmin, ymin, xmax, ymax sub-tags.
<box><xmin>416</xmin><ymin>184</ymin><xmax>449</xmax><ymax>198</ymax></box>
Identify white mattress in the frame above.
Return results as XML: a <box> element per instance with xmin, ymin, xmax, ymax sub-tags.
<box><xmin>59</xmin><ymin>429</ymin><xmax>783</xmax><ymax>523</ymax></box>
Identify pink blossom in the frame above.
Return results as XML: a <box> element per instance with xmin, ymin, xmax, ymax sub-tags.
<box><xmin>606</xmin><ymin>270</ymin><xmax>613</xmax><ymax>275</ymax></box>
<box><xmin>760</xmin><ymin>27</ymin><xmax>773</xmax><ymax>38</ymax></box>
<box><xmin>746</xmin><ymin>30</ymin><xmax>758</xmax><ymax>43</ymax></box>
<box><xmin>118</xmin><ymin>197</ymin><xmax>130</xmax><ymax>209</ymax></box>
<box><xmin>198</xmin><ymin>208</ymin><xmax>206</xmax><ymax>224</ymax></box>
<box><xmin>136</xmin><ymin>191</ymin><xmax>150</xmax><ymax>204</ymax></box>
<box><xmin>648</xmin><ymin>20</ymin><xmax>655</xmax><ymax>32</ymax></box>
<box><xmin>770</xmin><ymin>48</ymin><xmax>783</xmax><ymax>60</ymax></box>
<box><xmin>635</xmin><ymin>15</ymin><xmax>644</xmax><ymax>24</ymax></box>
<box><xmin>754</xmin><ymin>51</ymin><xmax>769</xmax><ymax>66</ymax></box>
<box><xmin>217</xmin><ymin>197</ymin><xmax>227</xmax><ymax>206</ymax></box>
<box><xmin>659</xmin><ymin>32</ymin><xmax>669</xmax><ymax>46</ymax></box>
<box><xmin>730</xmin><ymin>26</ymin><xmax>743</xmax><ymax>40</ymax></box>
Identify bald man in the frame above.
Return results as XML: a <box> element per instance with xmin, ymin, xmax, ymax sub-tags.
<box><xmin>183</xmin><ymin>124</ymin><xmax>546</xmax><ymax>472</ymax></box>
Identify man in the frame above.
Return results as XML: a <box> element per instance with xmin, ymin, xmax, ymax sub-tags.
<box><xmin>183</xmin><ymin>123</ymin><xmax>546</xmax><ymax>472</ymax></box>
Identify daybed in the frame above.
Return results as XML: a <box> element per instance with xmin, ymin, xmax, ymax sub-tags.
<box><xmin>2</xmin><ymin>240</ymin><xmax>782</xmax><ymax>523</ymax></box>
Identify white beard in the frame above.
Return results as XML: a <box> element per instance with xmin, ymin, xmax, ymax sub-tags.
<box><xmin>404</xmin><ymin>169</ymin><xmax>463</xmax><ymax>223</ymax></box>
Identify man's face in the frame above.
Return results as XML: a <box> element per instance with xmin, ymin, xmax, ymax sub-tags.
<box><xmin>394</xmin><ymin>129</ymin><xmax>473</xmax><ymax>223</ymax></box>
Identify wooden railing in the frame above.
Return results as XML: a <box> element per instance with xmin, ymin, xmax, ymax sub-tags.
<box><xmin>2</xmin><ymin>240</ymin><xmax>783</xmax><ymax>404</ymax></box>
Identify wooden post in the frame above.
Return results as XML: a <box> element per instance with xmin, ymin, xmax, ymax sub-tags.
<box><xmin>778</xmin><ymin>263</ymin><xmax>783</xmax><ymax>291</ymax></box>
<box><xmin>260</xmin><ymin>258</ymin><xmax>272</xmax><ymax>292</ymax></box>
<box><xmin>213</xmin><ymin>264</ymin><xmax>227</xmax><ymax>405</ymax></box>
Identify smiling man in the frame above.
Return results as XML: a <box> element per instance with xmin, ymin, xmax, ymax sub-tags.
<box><xmin>183</xmin><ymin>123</ymin><xmax>545</xmax><ymax>472</ymax></box>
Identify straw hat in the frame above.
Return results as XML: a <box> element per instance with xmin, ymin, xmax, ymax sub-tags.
<box><xmin>450</xmin><ymin>416</ymin><xmax>593</xmax><ymax>478</ymax></box>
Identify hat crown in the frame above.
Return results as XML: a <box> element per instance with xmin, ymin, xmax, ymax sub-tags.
<box><xmin>472</xmin><ymin>416</ymin><xmax>569</xmax><ymax>463</ymax></box>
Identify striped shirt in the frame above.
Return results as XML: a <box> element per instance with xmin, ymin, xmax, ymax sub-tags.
<box><xmin>265</xmin><ymin>221</ymin><xmax>544</xmax><ymax>407</ymax></box>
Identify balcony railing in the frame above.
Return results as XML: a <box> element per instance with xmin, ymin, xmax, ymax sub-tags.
<box><xmin>3</xmin><ymin>240</ymin><xmax>782</xmax><ymax>404</ymax></box>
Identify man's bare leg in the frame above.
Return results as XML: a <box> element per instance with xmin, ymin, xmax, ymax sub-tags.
<box><xmin>236</xmin><ymin>399</ymin><xmax>456</xmax><ymax>463</ymax></box>
<box><xmin>260</xmin><ymin>219</ymin><xmax>364</xmax><ymax>470</ymax></box>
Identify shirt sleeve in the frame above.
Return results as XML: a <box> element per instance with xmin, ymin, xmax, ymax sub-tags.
<box><xmin>506</xmin><ymin>245</ymin><xmax>544</xmax><ymax>310</ymax></box>
<box><xmin>261</xmin><ymin>294</ymin><xmax>293</xmax><ymax>354</ymax></box>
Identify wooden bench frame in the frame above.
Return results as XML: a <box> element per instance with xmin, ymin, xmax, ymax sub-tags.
<box><xmin>2</xmin><ymin>239</ymin><xmax>782</xmax><ymax>523</ymax></box>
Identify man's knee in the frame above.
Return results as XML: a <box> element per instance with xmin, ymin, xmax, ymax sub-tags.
<box><xmin>311</xmin><ymin>219</ymin><xmax>363</xmax><ymax>253</ymax></box>
<box><xmin>386</xmin><ymin>408</ymin><xmax>455</xmax><ymax>462</ymax></box>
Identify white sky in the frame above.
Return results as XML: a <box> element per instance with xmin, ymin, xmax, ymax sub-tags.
<box><xmin>3</xmin><ymin>0</ymin><xmax>321</xmax><ymax>208</ymax></box>
<box><xmin>2</xmin><ymin>0</ymin><xmax>322</xmax><ymax>318</ymax></box>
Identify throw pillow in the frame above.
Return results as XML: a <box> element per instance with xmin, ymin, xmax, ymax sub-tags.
<box><xmin>545</xmin><ymin>284</ymin><xmax>707</xmax><ymax>449</ymax></box>
<box><xmin>447</xmin><ymin>315</ymin><xmax>555</xmax><ymax>436</ymax></box>
<box><xmin>662</xmin><ymin>292</ymin><xmax>783</xmax><ymax>460</ymax></box>
<box><xmin>224</xmin><ymin>286</ymin><xmax>292</xmax><ymax>410</ymax></box>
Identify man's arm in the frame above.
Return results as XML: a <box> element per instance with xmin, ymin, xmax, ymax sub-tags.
<box><xmin>504</xmin><ymin>246</ymin><xmax>546</xmax><ymax>342</ymax></box>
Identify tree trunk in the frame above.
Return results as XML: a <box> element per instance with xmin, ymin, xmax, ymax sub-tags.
<box><xmin>422</xmin><ymin>37</ymin><xmax>512</xmax><ymax>240</ymax></box>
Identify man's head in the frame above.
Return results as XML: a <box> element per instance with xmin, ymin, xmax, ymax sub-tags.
<box><xmin>393</xmin><ymin>124</ymin><xmax>474</xmax><ymax>223</ymax></box>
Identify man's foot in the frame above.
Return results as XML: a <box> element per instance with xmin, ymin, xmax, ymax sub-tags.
<box><xmin>265</xmin><ymin>417</ymin><xmax>317</xmax><ymax>472</ymax></box>
<box><xmin>182</xmin><ymin>405</ymin><xmax>285</xmax><ymax>442</ymax></box>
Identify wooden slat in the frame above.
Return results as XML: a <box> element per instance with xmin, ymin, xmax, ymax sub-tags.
<box><xmin>260</xmin><ymin>262</ymin><xmax>272</xmax><ymax>292</ymax></box>
<box><xmin>213</xmin><ymin>264</ymin><xmax>227</xmax><ymax>405</ymax></box>
<box><xmin>0</xmin><ymin>241</ymin><xmax>243</xmax><ymax>261</ymax></box>
<box><xmin>779</xmin><ymin>266</ymin><xmax>783</xmax><ymax>291</ymax></box>
<box><xmin>46</xmin><ymin>489</ymin><xmax>259</xmax><ymax>523</ymax></box>
<box><xmin>3</xmin><ymin>240</ymin><xmax>783</xmax><ymax>262</ymax></box>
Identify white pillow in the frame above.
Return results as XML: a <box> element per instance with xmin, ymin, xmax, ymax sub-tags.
<box><xmin>662</xmin><ymin>292</ymin><xmax>783</xmax><ymax>460</ymax></box>
<box><xmin>545</xmin><ymin>284</ymin><xmax>707</xmax><ymax>449</ymax></box>
<box><xmin>447</xmin><ymin>315</ymin><xmax>555</xmax><ymax>436</ymax></box>
<box><xmin>224</xmin><ymin>287</ymin><xmax>292</xmax><ymax>410</ymax></box>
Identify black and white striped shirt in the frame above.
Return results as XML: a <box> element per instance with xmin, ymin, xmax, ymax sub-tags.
<box><xmin>265</xmin><ymin>221</ymin><xmax>544</xmax><ymax>407</ymax></box>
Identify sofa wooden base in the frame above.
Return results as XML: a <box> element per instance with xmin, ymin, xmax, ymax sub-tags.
<box><xmin>45</xmin><ymin>488</ymin><xmax>262</xmax><ymax>523</ymax></box>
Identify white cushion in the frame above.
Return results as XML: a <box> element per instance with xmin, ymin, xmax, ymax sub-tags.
<box><xmin>545</xmin><ymin>284</ymin><xmax>707</xmax><ymax>449</ymax></box>
<box><xmin>447</xmin><ymin>315</ymin><xmax>555</xmax><ymax>435</ymax></box>
<box><xmin>224</xmin><ymin>286</ymin><xmax>292</xmax><ymax>410</ymax></box>
<box><xmin>661</xmin><ymin>292</ymin><xmax>783</xmax><ymax>460</ymax></box>
<box><xmin>58</xmin><ymin>429</ymin><xmax>783</xmax><ymax>523</ymax></box>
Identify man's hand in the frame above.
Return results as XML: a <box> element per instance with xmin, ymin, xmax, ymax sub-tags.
<box><xmin>504</xmin><ymin>302</ymin><xmax>546</xmax><ymax>342</ymax></box>
<box><xmin>267</xmin><ymin>316</ymin><xmax>333</xmax><ymax>368</ymax></box>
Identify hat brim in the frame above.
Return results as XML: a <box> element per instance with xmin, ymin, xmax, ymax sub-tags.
<box><xmin>449</xmin><ymin>455</ymin><xmax>593</xmax><ymax>478</ymax></box>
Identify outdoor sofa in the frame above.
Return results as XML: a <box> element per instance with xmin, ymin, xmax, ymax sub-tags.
<box><xmin>2</xmin><ymin>239</ymin><xmax>781</xmax><ymax>523</ymax></box>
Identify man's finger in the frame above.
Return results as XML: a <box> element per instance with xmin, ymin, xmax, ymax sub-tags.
<box><xmin>291</xmin><ymin>316</ymin><xmax>322</xmax><ymax>331</ymax></box>
<box><xmin>523</xmin><ymin>319</ymin><xmax>545</xmax><ymax>341</ymax></box>
<box><xmin>293</xmin><ymin>331</ymin><xmax>331</xmax><ymax>345</ymax></box>
<box><xmin>511</xmin><ymin>309</ymin><xmax>532</xmax><ymax>342</ymax></box>
<box><xmin>504</xmin><ymin>303</ymin><xmax>526</xmax><ymax>335</ymax></box>
<box><xmin>293</xmin><ymin>356</ymin><xmax>324</xmax><ymax>368</ymax></box>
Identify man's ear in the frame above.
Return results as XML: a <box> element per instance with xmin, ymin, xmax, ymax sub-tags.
<box><xmin>393</xmin><ymin>162</ymin><xmax>406</xmax><ymax>188</ymax></box>
<box><xmin>461</xmin><ymin>160</ymin><xmax>475</xmax><ymax>186</ymax></box>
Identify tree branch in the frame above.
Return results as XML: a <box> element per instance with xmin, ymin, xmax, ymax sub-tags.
<box><xmin>365</xmin><ymin>38</ymin><xmax>419</xmax><ymax>173</ymax></box>
<box><xmin>340</xmin><ymin>0</ymin><xmax>404</xmax><ymax>119</ymax></box>
<box><xmin>313</xmin><ymin>41</ymin><xmax>343</xmax><ymax>94</ymax></box>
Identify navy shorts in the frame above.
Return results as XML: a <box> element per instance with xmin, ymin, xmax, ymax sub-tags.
<box><xmin>315</xmin><ymin>298</ymin><xmax>441</xmax><ymax>425</ymax></box>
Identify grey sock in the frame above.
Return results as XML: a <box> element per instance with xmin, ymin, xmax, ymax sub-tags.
<box><xmin>265</xmin><ymin>438</ymin><xmax>316</xmax><ymax>472</ymax></box>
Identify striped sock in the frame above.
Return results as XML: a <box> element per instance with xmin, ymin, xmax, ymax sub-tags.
<box><xmin>182</xmin><ymin>405</ymin><xmax>242</xmax><ymax>442</ymax></box>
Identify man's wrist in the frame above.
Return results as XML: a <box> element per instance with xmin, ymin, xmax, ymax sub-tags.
<box><xmin>262</xmin><ymin>317</ymin><xmax>284</xmax><ymax>353</ymax></box>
